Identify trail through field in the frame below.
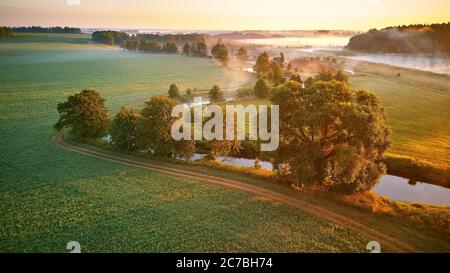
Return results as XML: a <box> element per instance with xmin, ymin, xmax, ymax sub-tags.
<box><xmin>52</xmin><ymin>129</ymin><xmax>419</xmax><ymax>253</ymax></box>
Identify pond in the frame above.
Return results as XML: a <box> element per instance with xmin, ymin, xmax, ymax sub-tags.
<box><xmin>187</xmin><ymin>154</ymin><xmax>450</xmax><ymax>206</ymax></box>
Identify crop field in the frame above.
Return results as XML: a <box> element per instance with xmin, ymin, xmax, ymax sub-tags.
<box><xmin>346</xmin><ymin>60</ymin><xmax>450</xmax><ymax>167</ymax></box>
<box><xmin>0</xmin><ymin>33</ymin><xmax>373</xmax><ymax>252</ymax></box>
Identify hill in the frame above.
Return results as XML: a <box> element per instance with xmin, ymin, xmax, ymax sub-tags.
<box><xmin>346</xmin><ymin>23</ymin><xmax>450</xmax><ymax>54</ymax></box>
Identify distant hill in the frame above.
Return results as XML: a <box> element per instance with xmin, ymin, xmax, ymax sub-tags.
<box><xmin>346</xmin><ymin>23</ymin><xmax>450</xmax><ymax>54</ymax></box>
<box><xmin>12</xmin><ymin>26</ymin><xmax>82</xmax><ymax>34</ymax></box>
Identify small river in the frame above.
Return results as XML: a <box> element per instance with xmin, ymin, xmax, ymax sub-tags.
<box><xmin>188</xmin><ymin>154</ymin><xmax>450</xmax><ymax>206</ymax></box>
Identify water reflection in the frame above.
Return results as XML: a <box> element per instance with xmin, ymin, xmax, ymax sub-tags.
<box><xmin>186</xmin><ymin>154</ymin><xmax>450</xmax><ymax>206</ymax></box>
<box><xmin>374</xmin><ymin>175</ymin><xmax>450</xmax><ymax>206</ymax></box>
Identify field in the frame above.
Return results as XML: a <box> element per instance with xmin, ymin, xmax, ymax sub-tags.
<box><xmin>0</xmin><ymin>33</ymin><xmax>375</xmax><ymax>252</ymax></box>
<box><xmin>346</xmin><ymin>59</ymin><xmax>450</xmax><ymax>167</ymax></box>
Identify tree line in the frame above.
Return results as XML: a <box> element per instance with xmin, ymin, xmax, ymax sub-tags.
<box><xmin>346</xmin><ymin>22</ymin><xmax>450</xmax><ymax>53</ymax></box>
<box><xmin>11</xmin><ymin>26</ymin><xmax>82</xmax><ymax>34</ymax></box>
<box><xmin>0</xmin><ymin>27</ymin><xmax>14</xmax><ymax>38</ymax></box>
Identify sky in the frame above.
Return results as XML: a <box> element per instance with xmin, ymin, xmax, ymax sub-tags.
<box><xmin>0</xmin><ymin>0</ymin><xmax>449</xmax><ymax>31</ymax></box>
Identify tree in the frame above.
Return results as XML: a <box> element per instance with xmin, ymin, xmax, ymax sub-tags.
<box><xmin>316</xmin><ymin>70</ymin><xmax>334</xmax><ymax>81</ymax></box>
<box><xmin>193</xmin><ymin>42</ymin><xmax>208</xmax><ymax>57</ymax></box>
<box><xmin>254</xmin><ymin>78</ymin><xmax>270</xmax><ymax>98</ymax></box>
<box><xmin>164</xmin><ymin>42</ymin><xmax>178</xmax><ymax>53</ymax></box>
<box><xmin>289</xmin><ymin>74</ymin><xmax>302</xmax><ymax>84</ymax></box>
<box><xmin>168</xmin><ymin>83</ymin><xmax>180</xmax><ymax>99</ymax></box>
<box><xmin>271</xmin><ymin>63</ymin><xmax>285</xmax><ymax>85</ymax></box>
<box><xmin>209</xmin><ymin>85</ymin><xmax>225</xmax><ymax>103</ymax></box>
<box><xmin>54</xmin><ymin>89</ymin><xmax>110</xmax><ymax>139</ymax></box>
<box><xmin>182</xmin><ymin>43</ymin><xmax>191</xmax><ymax>56</ymax></box>
<box><xmin>110</xmin><ymin>107</ymin><xmax>142</xmax><ymax>151</ymax></box>
<box><xmin>236</xmin><ymin>47</ymin><xmax>249</xmax><ymax>63</ymax></box>
<box><xmin>0</xmin><ymin>27</ymin><xmax>14</xmax><ymax>38</ymax></box>
<box><xmin>253</xmin><ymin>52</ymin><xmax>272</xmax><ymax>77</ymax></box>
<box><xmin>138</xmin><ymin>96</ymin><xmax>194</xmax><ymax>158</ymax></box>
<box><xmin>287</xmin><ymin>62</ymin><xmax>292</xmax><ymax>71</ymax></box>
<box><xmin>273</xmin><ymin>52</ymin><xmax>285</xmax><ymax>67</ymax></box>
<box><xmin>271</xmin><ymin>80</ymin><xmax>391</xmax><ymax>193</ymax></box>
<box><xmin>334</xmin><ymin>70</ymin><xmax>348</xmax><ymax>83</ymax></box>
<box><xmin>211</xmin><ymin>43</ymin><xmax>229</xmax><ymax>66</ymax></box>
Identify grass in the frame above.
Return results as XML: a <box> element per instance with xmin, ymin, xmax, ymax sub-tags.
<box><xmin>0</xmin><ymin>33</ymin><xmax>373</xmax><ymax>252</ymax></box>
<box><xmin>345</xmin><ymin>60</ymin><xmax>450</xmax><ymax>168</ymax></box>
<box><xmin>63</xmin><ymin>136</ymin><xmax>450</xmax><ymax>252</ymax></box>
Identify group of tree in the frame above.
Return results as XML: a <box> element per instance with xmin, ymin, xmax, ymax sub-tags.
<box><xmin>254</xmin><ymin>52</ymin><xmax>286</xmax><ymax>85</ymax></box>
<box><xmin>92</xmin><ymin>31</ymin><xmax>208</xmax><ymax>55</ymax></box>
<box><xmin>11</xmin><ymin>26</ymin><xmax>82</xmax><ymax>34</ymax></box>
<box><xmin>182</xmin><ymin>42</ymin><xmax>208</xmax><ymax>57</ymax></box>
<box><xmin>0</xmin><ymin>27</ymin><xmax>14</xmax><ymax>38</ymax></box>
<box><xmin>92</xmin><ymin>31</ymin><xmax>130</xmax><ymax>46</ymax></box>
<box><xmin>346</xmin><ymin>22</ymin><xmax>450</xmax><ymax>53</ymax></box>
<box><xmin>55</xmin><ymin>72</ymin><xmax>391</xmax><ymax>193</ymax></box>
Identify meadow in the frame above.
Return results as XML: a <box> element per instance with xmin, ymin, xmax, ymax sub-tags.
<box><xmin>0</xmin><ymin>33</ymin><xmax>374</xmax><ymax>252</ymax></box>
<box><xmin>345</xmin><ymin>59</ymin><xmax>450</xmax><ymax>168</ymax></box>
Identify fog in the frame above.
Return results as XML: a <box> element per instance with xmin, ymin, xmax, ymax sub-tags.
<box><xmin>346</xmin><ymin>54</ymin><xmax>450</xmax><ymax>75</ymax></box>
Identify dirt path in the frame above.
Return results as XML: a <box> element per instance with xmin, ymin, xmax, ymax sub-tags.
<box><xmin>52</xmin><ymin>130</ymin><xmax>420</xmax><ymax>253</ymax></box>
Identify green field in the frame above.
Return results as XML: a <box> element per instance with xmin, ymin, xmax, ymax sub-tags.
<box><xmin>0</xmin><ymin>33</ymin><xmax>375</xmax><ymax>252</ymax></box>
<box><xmin>346</xmin><ymin>60</ymin><xmax>450</xmax><ymax>167</ymax></box>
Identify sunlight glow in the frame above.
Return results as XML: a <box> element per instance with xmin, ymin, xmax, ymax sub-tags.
<box><xmin>0</xmin><ymin>0</ymin><xmax>449</xmax><ymax>30</ymax></box>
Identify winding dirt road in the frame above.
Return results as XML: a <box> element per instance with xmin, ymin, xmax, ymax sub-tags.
<box><xmin>52</xmin><ymin>130</ymin><xmax>419</xmax><ymax>253</ymax></box>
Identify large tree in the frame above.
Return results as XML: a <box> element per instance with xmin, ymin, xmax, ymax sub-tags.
<box><xmin>208</xmin><ymin>85</ymin><xmax>225</xmax><ymax>103</ymax></box>
<box><xmin>182</xmin><ymin>43</ymin><xmax>192</xmax><ymax>56</ymax></box>
<box><xmin>138</xmin><ymin>96</ymin><xmax>194</xmax><ymax>158</ymax></box>
<box><xmin>271</xmin><ymin>80</ymin><xmax>391</xmax><ymax>193</ymax></box>
<box><xmin>110</xmin><ymin>107</ymin><xmax>142</xmax><ymax>151</ymax></box>
<box><xmin>253</xmin><ymin>52</ymin><xmax>272</xmax><ymax>78</ymax></box>
<box><xmin>254</xmin><ymin>78</ymin><xmax>270</xmax><ymax>99</ymax></box>
<box><xmin>54</xmin><ymin>89</ymin><xmax>110</xmax><ymax>138</ymax></box>
<box><xmin>211</xmin><ymin>42</ymin><xmax>229</xmax><ymax>66</ymax></box>
<box><xmin>168</xmin><ymin>83</ymin><xmax>180</xmax><ymax>99</ymax></box>
<box><xmin>236</xmin><ymin>47</ymin><xmax>249</xmax><ymax>63</ymax></box>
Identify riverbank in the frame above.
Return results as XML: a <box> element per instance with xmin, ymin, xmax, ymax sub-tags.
<box><xmin>71</xmin><ymin>132</ymin><xmax>450</xmax><ymax>238</ymax></box>
<box><xmin>63</xmin><ymin>131</ymin><xmax>450</xmax><ymax>251</ymax></box>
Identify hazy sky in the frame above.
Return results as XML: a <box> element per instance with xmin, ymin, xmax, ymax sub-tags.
<box><xmin>0</xmin><ymin>0</ymin><xmax>449</xmax><ymax>30</ymax></box>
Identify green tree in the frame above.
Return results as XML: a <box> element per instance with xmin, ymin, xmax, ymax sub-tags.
<box><xmin>194</xmin><ymin>42</ymin><xmax>208</xmax><ymax>57</ymax></box>
<box><xmin>271</xmin><ymin>80</ymin><xmax>391</xmax><ymax>193</ymax></box>
<box><xmin>182</xmin><ymin>43</ymin><xmax>191</xmax><ymax>56</ymax></box>
<box><xmin>54</xmin><ymin>89</ymin><xmax>110</xmax><ymax>138</ymax></box>
<box><xmin>254</xmin><ymin>78</ymin><xmax>270</xmax><ymax>98</ymax></box>
<box><xmin>334</xmin><ymin>70</ymin><xmax>348</xmax><ymax>83</ymax></box>
<box><xmin>110</xmin><ymin>107</ymin><xmax>142</xmax><ymax>151</ymax></box>
<box><xmin>168</xmin><ymin>83</ymin><xmax>180</xmax><ymax>99</ymax></box>
<box><xmin>271</xmin><ymin>63</ymin><xmax>285</xmax><ymax>85</ymax></box>
<box><xmin>212</xmin><ymin>43</ymin><xmax>229</xmax><ymax>66</ymax></box>
<box><xmin>0</xmin><ymin>27</ymin><xmax>15</xmax><ymax>38</ymax></box>
<box><xmin>164</xmin><ymin>42</ymin><xmax>178</xmax><ymax>53</ymax></box>
<box><xmin>253</xmin><ymin>52</ymin><xmax>272</xmax><ymax>77</ymax></box>
<box><xmin>236</xmin><ymin>47</ymin><xmax>249</xmax><ymax>63</ymax></box>
<box><xmin>209</xmin><ymin>85</ymin><xmax>225</xmax><ymax>103</ymax></box>
<box><xmin>273</xmin><ymin>52</ymin><xmax>285</xmax><ymax>67</ymax></box>
<box><xmin>316</xmin><ymin>69</ymin><xmax>334</xmax><ymax>81</ymax></box>
<box><xmin>139</xmin><ymin>96</ymin><xmax>194</xmax><ymax>158</ymax></box>
<box><xmin>289</xmin><ymin>74</ymin><xmax>302</xmax><ymax>84</ymax></box>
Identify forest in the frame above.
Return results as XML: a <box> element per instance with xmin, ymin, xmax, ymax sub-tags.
<box><xmin>346</xmin><ymin>23</ymin><xmax>450</xmax><ymax>53</ymax></box>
